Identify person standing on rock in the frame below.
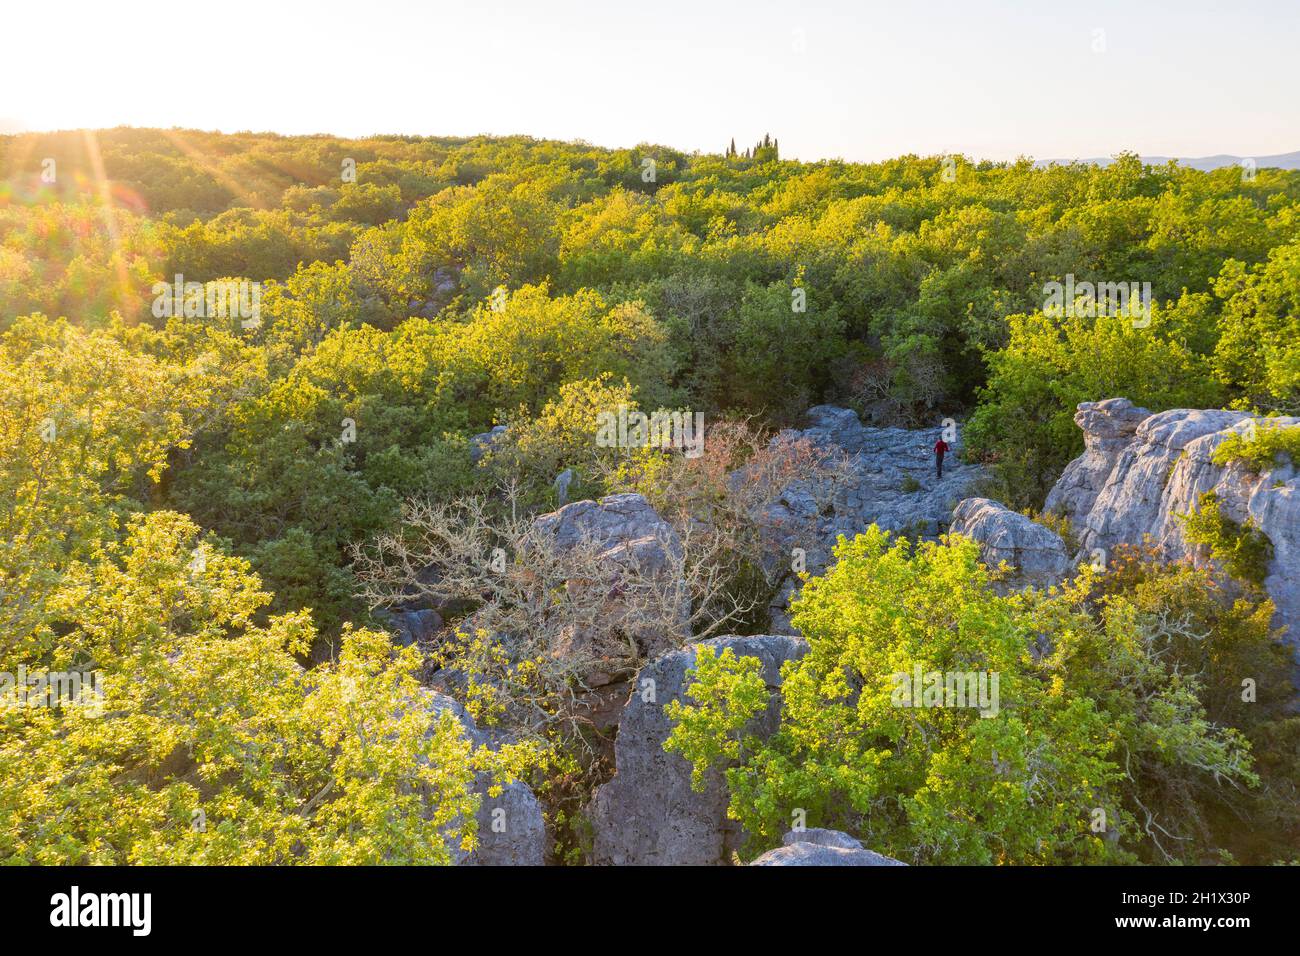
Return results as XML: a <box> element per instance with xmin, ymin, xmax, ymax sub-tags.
<box><xmin>934</xmin><ymin>434</ymin><xmax>950</xmax><ymax>479</ymax></box>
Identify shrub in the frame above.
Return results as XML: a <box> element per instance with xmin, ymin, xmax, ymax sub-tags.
<box><xmin>481</xmin><ymin>374</ymin><xmax>645</xmax><ymax>505</ymax></box>
<box><xmin>612</xmin><ymin>417</ymin><xmax>857</xmax><ymax>634</ymax></box>
<box><xmin>666</xmin><ymin>528</ymin><xmax>1127</xmax><ymax>864</ymax></box>
<box><xmin>0</xmin><ymin>512</ymin><xmax>541</xmax><ymax>864</ymax></box>
<box><xmin>1211</xmin><ymin>422</ymin><xmax>1300</xmax><ymax>472</ymax></box>
<box><xmin>665</xmin><ymin>528</ymin><xmax>1273</xmax><ymax>864</ymax></box>
<box><xmin>1179</xmin><ymin>492</ymin><xmax>1274</xmax><ymax>586</ymax></box>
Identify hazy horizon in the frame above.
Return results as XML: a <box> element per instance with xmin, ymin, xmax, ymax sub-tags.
<box><xmin>5</xmin><ymin>122</ymin><xmax>1297</xmax><ymax>169</ymax></box>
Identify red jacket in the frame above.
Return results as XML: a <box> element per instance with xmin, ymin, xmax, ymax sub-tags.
<box><xmin>934</xmin><ymin>439</ymin><xmax>950</xmax><ymax>456</ymax></box>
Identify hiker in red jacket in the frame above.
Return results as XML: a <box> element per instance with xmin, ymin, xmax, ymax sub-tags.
<box><xmin>934</xmin><ymin>436</ymin><xmax>950</xmax><ymax>479</ymax></box>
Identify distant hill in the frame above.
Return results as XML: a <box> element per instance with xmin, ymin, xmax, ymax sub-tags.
<box><xmin>1037</xmin><ymin>151</ymin><xmax>1300</xmax><ymax>171</ymax></box>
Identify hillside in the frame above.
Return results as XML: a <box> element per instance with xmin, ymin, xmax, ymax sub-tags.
<box><xmin>1041</xmin><ymin>150</ymin><xmax>1300</xmax><ymax>171</ymax></box>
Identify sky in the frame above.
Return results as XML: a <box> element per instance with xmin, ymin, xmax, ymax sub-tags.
<box><xmin>2</xmin><ymin>0</ymin><xmax>1296</xmax><ymax>163</ymax></box>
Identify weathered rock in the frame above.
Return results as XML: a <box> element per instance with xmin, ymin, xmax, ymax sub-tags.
<box><xmin>588</xmin><ymin>634</ymin><xmax>807</xmax><ymax>866</ymax></box>
<box><xmin>763</xmin><ymin>406</ymin><xmax>988</xmax><ymax>629</ymax></box>
<box><xmin>553</xmin><ymin>467</ymin><xmax>575</xmax><ymax>506</ymax></box>
<box><xmin>784</xmin><ymin>827</ymin><xmax>863</xmax><ymax>849</ymax></box>
<box><xmin>796</xmin><ymin>409</ymin><xmax>988</xmax><ymax>542</ymax></box>
<box><xmin>419</xmin><ymin>690</ymin><xmax>547</xmax><ymax>866</ymax></box>
<box><xmin>1073</xmin><ymin>408</ymin><xmax>1250</xmax><ymax>555</ymax></box>
<box><xmin>951</xmin><ymin>497</ymin><xmax>1074</xmax><ymax>591</ymax></box>
<box><xmin>532</xmin><ymin>493</ymin><xmax>687</xmax><ymax>665</ymax></box>
<box><xmin>1044</xmin><ymin>398</ymin><xmax>1152</xmax><ymax>521</ymax></box>
<box><xmin>432</xmin><ymin>266</ymin><xmax>458</xmax><ymax>296</ymax></box>
<box><xmin>750</xmin><ymin>829</ymin><xmax>907</xmax><ymax>866</ymax></box>
<box><xmin>767</xmin><ymin>578</ymin><xmax>800</xmax><ymax>636</ymax></box>
<box><xmin>533</xmin><ymin>493</ymin><xmax>681</xmax><ymax>568</ymax></box>
<box><xmin>1046</xmin><ymin>401</ymin><xmax>1300</xmax><ymax>668</ymax></box>
<box><xmin>468</xmin><ymin>424</ymin><xmax>508</xmax><ymax>463</ymax></box>
<box><xmin>472</xmin><ymin>775</ymin><xmax>546</xmax><ymax>867</ymax></box>
<box><xmin>385</xmin><ymin>608</ymin><xmax>443</xmax><ymax>647</ymax></box>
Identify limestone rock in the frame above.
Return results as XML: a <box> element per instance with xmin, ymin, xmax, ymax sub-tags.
<box><xmin>471</xmin><ymin>775</ymin><xmax>546</xmax><ymax>867</ymax></box>
<box><xmin>385</xmin><ymin>608</ymin><xmax>443</xmax><ymax>647</ymax></box>
<box><xmin>1044</xmin><ymin>398</ymin><xmax>1152</xmax><ymax>521</ymax></box>
<box><xmin>1074</xmin><ymin>408</ymin><xmax>1251</xmax><ymax>555</ymax></box>
<box><xmin>533</xmin><ymin>493</ymin><xmax>681</xmax><ymax>567</ymax></box>
<box><xmin>1046</xmin><ymin>401</ymin><xmax>1300</xmax><ymax>669</ymax></box>
<box><xmin>468</xmin><ymin>424</ymin><xmax>508</xmax><ymax>464</ymax></box>
<box><xmin>951</xmin><ymin>497</ymin><xmax>1074</xmax><ymax>591</ymax></box>
<box><xmin>763</xmin><ymin>406</ymin><xmax>988</xmax><ymax>628</ymax></box>
<box><xmin>588</xmin><ymin>634</ymin><xmax>807</xmax><ymax>865</ymax></box>
<box><xmin>552</xmin><ymin>467</ymin><xmax>575</xmax><ymax>506</ymax></box>
<box><xmin>419</xmin><ymin>690</ymin><xmax>547</xmax><ymax>866</ymax></box>
<box><xmin>532</xmin><ymin>493</ymin><xmax>687</xmax><ymax>664</ymax></box>
<box><xmin>750</xmin><ymin>829</ymin><xmax>907</xmax><ymax>866</ymax></box>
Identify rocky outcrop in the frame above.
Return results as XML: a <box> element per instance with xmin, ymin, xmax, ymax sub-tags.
<box><xmin>532</xmin><ymin>493</ymin><xmax>687</xmax><ymax>669</ymax></box>
<box><xmin>588</xmin><ymin>634</ymin><xmax>807</xmax><ymax>866</ymax></box>
<box><xmin>750</xmin><ymin>829</ymin><xmax>907</xmax><ymax>866</ymax></box>
<box><xmin>763</xmin><ymin>406</ymin><xmax>988</xmax><ymax>632</ymax></box>
<box><xmin>1044</xmin><ymin>398</ymin><xmax>1152</xmax><ymax>521</ymax></box>
<box><xmin>420</xmin><ymin>690</ymin><xmax>547</xmax><ymax>866</ymax></box>
<box><xmin>950</xmin><ymin>498</ymin><xmax>1074</xmax><ymax>591</ymax></box>
<box><xmin>533</xmin><ymin>493</ymin><xmax>682</xmax><ymax>574</ymax></box>
<box><xmin>787</xmin><ymin>406</ymin><xmax>987</xmax><ymax>541</ymax></box>
<box><xmin>1046</xmin><ymin>400</ymin><xmax>1300</xmax><ymax>666</ymax></box>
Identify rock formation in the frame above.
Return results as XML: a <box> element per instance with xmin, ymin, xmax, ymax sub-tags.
<box><xmin>531</xmin><ymin>493</ymin><xmax>688</xmax><ymax>668</ymax></box>
<box><xmin>383</xmin><ymin>607</ymin><xmax>443</xmax><ymax>647</ymax></box>
<box><xmin>763</xmin><ymin>405</ymin><xmax>987</xmax><ymax>632</ymax></box>
<box><xmin>468</xmin><ymin>423</ymin><xmax>509</xmax><ymax>463</ymax></box>
<box><xmin>750</xmin><ymin>828</ymin><xmax>907</xmax><ymax>866</ymax></box>
<box><xmin>588</xmin><ymin>634</ymin><xmax>807</xmax><ymax>865</ymax></box>
<box><xmin>950</xmin><ymin>497</ymin><xmax>1074</xmax><ymax>591</ymax></box>
<box><xmin>1043</xmin><ymin>398</ymin><xmax>1153</xmax><ymax>521</ymax></box>
<box><xmin>1043</xmin><ymin>399</ymin><xmax>1299</xmax><ymax>666</ymax></box>
<box><xmin>532</xmin><ymin>492</ymin><xmax>682</xmax><ymax>575</ymax></box>
<box><xmin>419</xmin><ymin>689</ymin><xmax>548</xmax><ymax>866</ymax></box>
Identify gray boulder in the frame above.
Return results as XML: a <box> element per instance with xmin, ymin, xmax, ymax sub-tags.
<box><xmin>432</xmin><ymin>266</ymin><xmax>458</xmax><ymax>296</ymax></box>
<box><xmin>419</xmin><ymin>690</ymin><xmax>547</xmax><ymax>866</ymax></box>
<box><xmin>1044</xmin><ymin>398</ymin><xmax>1152</xmax><ymax>521</ymax></box>
<box><xmin>750</xmin><ymin>828</ymin><xmax>907</xmax><ymax>866</ymax></box>
<box><xmin>385</xmin><ymin>608</ymin><xmax>443</xmax><ymax>647</ymax></box>
<box><xmin>533</xmin><ymin>493</ymin><xmax>682</xmax><ymax>572</ymax></box>
<box><xmin>588</xmin><ymin>634</ymin><xmax>807</xmax><ymax>865</ymax></box>
<box><xmin>951</xmin><ymin>497</ymin><xmax>1074</xmax><ymax>591</ymax></box>
<box><xmin>468</xmin><ymin>424</ymin><xmax>509</xmax><ymax>464</ymax></box>
<box><xmin>1074</xmin><ymin>408</ymin><xmax>1250</xmax><ymax>554</ymax></box>
<box><xmin>532</xmin><ymin>493</ymin><xmax>687</xmax><ymax>666</ymax></box>
<box><xmin>552</xmin><ymin>467</ymin><xmax>575</xmax><ymax>506</ymax></box>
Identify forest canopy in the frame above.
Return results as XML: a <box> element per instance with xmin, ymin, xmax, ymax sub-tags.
<box><xmin>2</xmin><ymin>128</ymin><xmax>1297</xmax><ymax>864</ymax></box>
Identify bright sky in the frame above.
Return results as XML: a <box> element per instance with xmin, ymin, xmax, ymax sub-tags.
<box><xmin>2</xmin><ymin>0</ymin><xmax>1295</xmax><ymax>162</ymax></box>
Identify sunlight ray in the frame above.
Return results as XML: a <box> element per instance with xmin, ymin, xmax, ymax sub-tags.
<box><xmin>159</xmin><ymin>128</ymin><xmax>265</xmax><ymax>210</ymax></box>
<box><xmin>81</xmin><ymin>129</ymin><xmax>133</xmax><ymax>315</ymax></box>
